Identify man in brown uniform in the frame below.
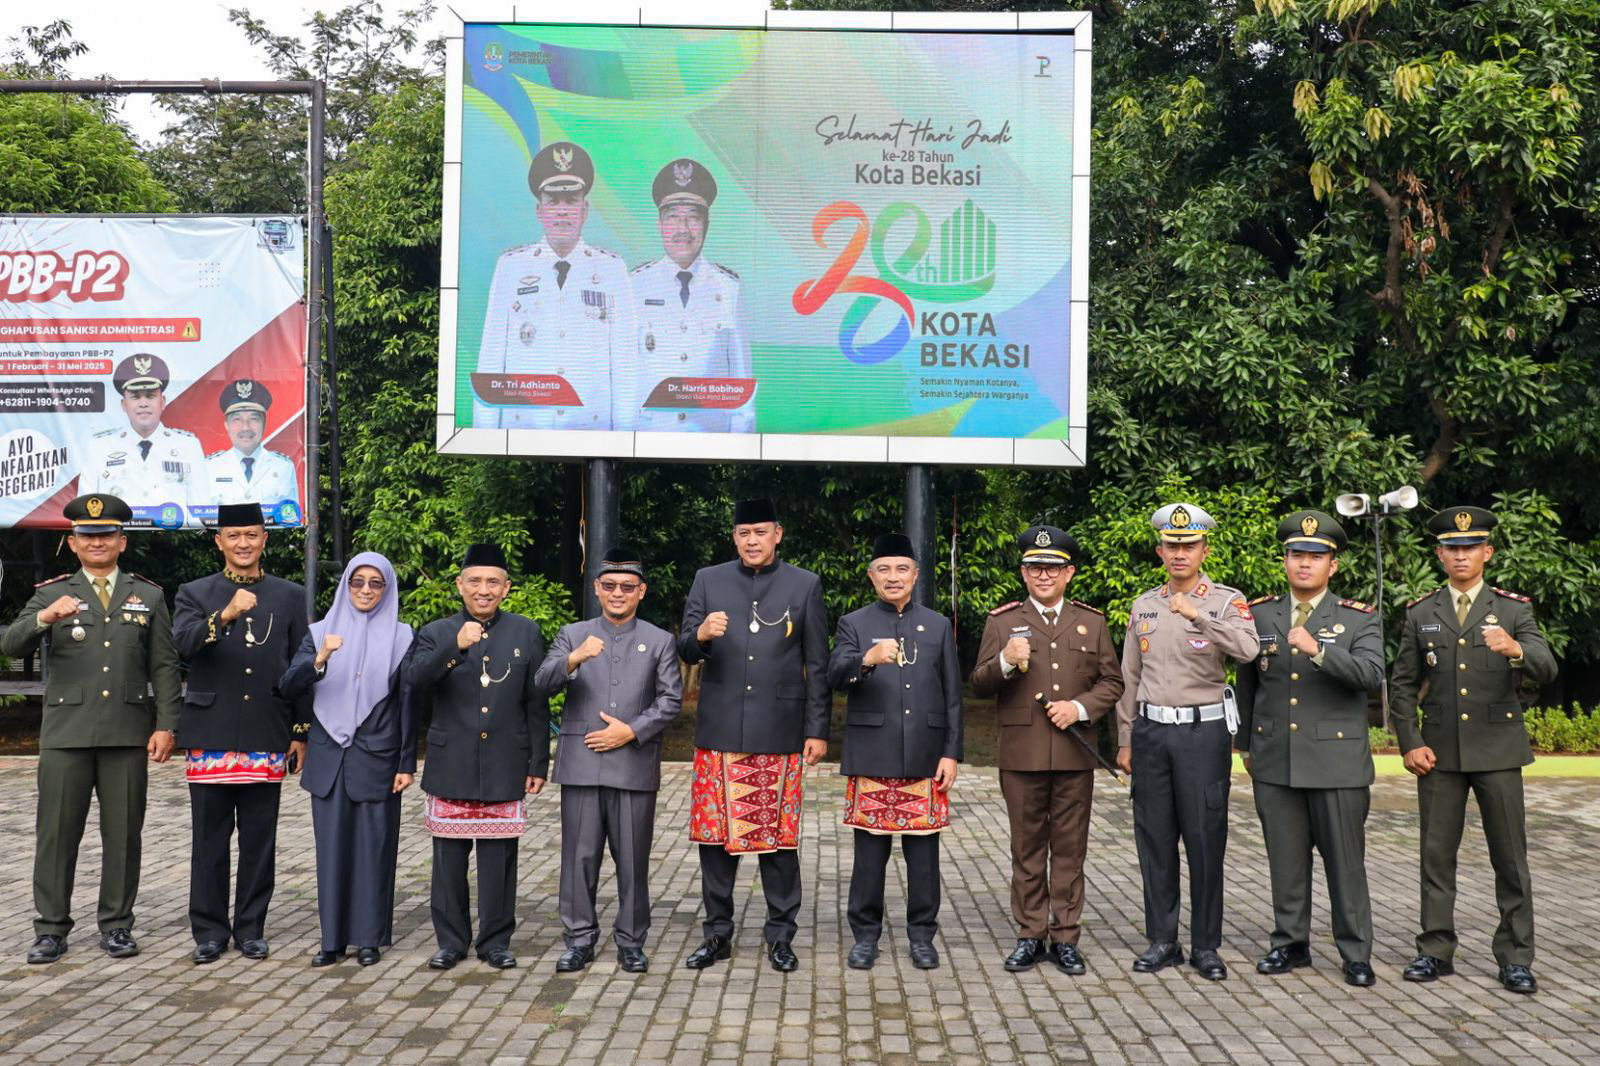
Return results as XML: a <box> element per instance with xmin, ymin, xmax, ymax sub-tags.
<box><xmin>1116</xmin><ymin>503</ymin><xmax>1259</xmax><ymax>980</ymax></box>
<box><xmin>972</xmin><ymin>525</ymin><xmax>1124</xmax><ymax>974</ymax></box>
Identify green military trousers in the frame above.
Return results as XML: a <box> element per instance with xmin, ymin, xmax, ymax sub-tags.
<box><xmin>34</xmin><ymin>746</ymin><xmax>149</xmax><ymax>938</ymax></box>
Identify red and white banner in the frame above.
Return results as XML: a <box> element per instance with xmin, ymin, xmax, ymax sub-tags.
<box><xmin>0</xmin><ymin>216</ymin><xmax>307</xmax><ymax>529</ymax></box>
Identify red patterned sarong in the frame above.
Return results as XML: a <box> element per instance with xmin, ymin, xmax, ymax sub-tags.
<box><xmin>842</xmin><ymin>776</ymin><xmax>950</xmax><ymax>835</ymax></box>
<box><xmin>184</xmin><ymin>750</ymin><xmax>286</xmax><ymax>784</ymax></box>
<box><xmin>689</xmin><ymin>748</ymin><xmax>803</xmax><ymax>855</ymax></box>
<box><xmin>423</xmin><ymin>795</ymin><xmax>526</xmax><ymax>839</ymax></box>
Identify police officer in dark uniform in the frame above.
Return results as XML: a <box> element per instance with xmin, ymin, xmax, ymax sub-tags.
<box><xmin>171</xmin><ymin>502</ymin><xmax>311</xmax><ymax>962</ymax></box>
<box><xmin>1234</xmin><ymin>510</ymin><xmax>1384</xmax><ymax>986</ymax></box>
<box><xmin>679</xmin><ymin>498</ymin><xmax>830</xmax><ymax>973</ymax></box>
<box><xmin>828</xmin><ymin>533</ymin><xmax>962</xmax><ymax>971</ymax></box>
<box><xmin>3</xmin><ymin>494</ymin><xmax>181</xmax><ymax>964</ymax></box>
<box><xmin>410</xmin><ymin>543</ymin><xmax>550</xmax><ymax>970</ymax></box>
<box><xmin>1391</xmin><ymin>506</ymin><xmax>1557</xmax><ymax>994</ymax></box>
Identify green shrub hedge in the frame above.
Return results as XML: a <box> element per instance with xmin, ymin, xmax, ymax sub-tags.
<box><xmin>1369</xmin><ymin>705</ymin><xmax>1600</xmax><ymax>754</ymax></box>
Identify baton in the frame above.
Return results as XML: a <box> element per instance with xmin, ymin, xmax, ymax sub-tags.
<box><xmin>1035</xmin><ymin>693</ymin><xmax>1127</xmax><ymax>786</ymax></box>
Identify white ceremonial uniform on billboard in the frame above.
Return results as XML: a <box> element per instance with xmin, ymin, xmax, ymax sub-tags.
<box><xmin>81</xmin><ymin>425</ymin><xmax>208</xmax><ymax>514</ymax></box>
<box><xmin>626</xmin><ymin>256</ymin><xmax>753</xmax><ymax>433</ymax></box>
<box><xmin>472</xmin><ymin>238</ymin><xmax>637</xmax><ymax>430</ymax></box>
<box><xmin>206</xmin><ymin>447</ymin><xmax>300</xmax><ymax>507</ymax></box>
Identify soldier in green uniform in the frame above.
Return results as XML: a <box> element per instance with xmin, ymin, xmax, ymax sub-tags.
<box><xmin>1391</xmin><ymin>505</ymin><xmax>1557</xmax><ymax>994</ymax></box>
<box><xmin>2</xmin><ymin>494</ymin><xmax>181</xmax><ymax>964</ymax></box>
<box><xmin>1234</xmin><ymin>510</ymin><xmax>1384</xmax><ymax>987</ymax></box>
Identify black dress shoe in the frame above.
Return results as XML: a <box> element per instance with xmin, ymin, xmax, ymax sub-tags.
<box><xmin>1050</xmin><ymin>942</ymin><xmax>1086</xmax><ymax>975</ymax></box>
<box><xmin>238</xmin><ymin>938</ymin><xmax>269</xmax><ymax>960</ymax></box>
<box><xmin>556</xmin><ymin>945</ymin><xmax>594</xmax><ymax>973</ymax></box>
<box><xmin>1132</xmin><ymin>941</ymin><xmax>1184</xmax><ymax>973</ymax></box>
<box><xmin>482</xmin><ymin>948</ymin><xmax>517</xmax><ymax>969</ymax></box>
<box><xmin>311</xmin><ymin>949</ymin><xmax>346</xmax><ymax>967</ymax></box>
<box><xmin>909</xmin><ymin>941</ymin><xmax>939</xmax><ymax>970</ymax></box>
<box><xmin>1402</xmin><ymin>955</ymin><xmax>1454</xmax><ymax>982</ymax></box>
<box><xmin>684</xmin><ymin>935</ymin><xmax>732</xmax><ymax>969</ymax></box>
<box><xmin>767</xmin><ymin>940</ymin><xmax>799</xmax><ymax>973</ymax></box>
<box><xmin>1256</xmin><ymin>944</ymin><xmax>1312</xmax><ymax>975</ymax></box>
<box><xmin>357</xmin><ymin>948</ymin><xmax>382</xmax><ymax>966</ymax></box>
<box><xmin>1190</xmin><ymin>949</ymin><xmax>1227</xmax><ymax>981</ymax></box>
<box><xmin>618</xmin><ymin>947</ymin><xmax>648</xmax><ymax>973</ymax></box>
<box><xmin>1004</xmin><ymin>938</ymin><xmax>1046</xmax><ymax>972</ymax></box>
<box><xmin>100</xmin><ymin>928</ymin><xmax>139</xmax><ymax>958</ymax></box>
<box><xmin>428</xmin><ymin>948</ymin><xmax>465</xmax><ymax>970</ymax></box>
<box><xmin>1343</xmin><ymin>961</ymin><xmax>1377</xmax><ymax>987</ymax></box>
<box><xmin>1499</xmin><ymin>964</ymin><xmax>1537</xmax><ymax>994</ymax></box>
<box><xmin>27</xmin><ymin>935</ymin><xmax>67</xmax><ymax>964</ymax></box>
<box><xmin>192</xmin><ymin>940</ymin><xmax>226</xmax><ymax>965</ymax></box>
<box><xmin>846</xmin><ymin>940</ymin><xmax>879</xmax><ymax>970</ymax></box>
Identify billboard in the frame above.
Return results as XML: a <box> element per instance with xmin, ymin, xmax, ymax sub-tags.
<box><xmin>0</xmin><ymin>215</ymin><xmax>307</xmax><ymax>529</ymax></box>
<box><xmin>439</xmin><ymin>10</ymin><xmax>1090</xmax><ymax>466</ymax></box>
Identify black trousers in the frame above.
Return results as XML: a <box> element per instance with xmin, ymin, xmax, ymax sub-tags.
<box><xmin>1131</xmin><ymin>714</ymin><xmax>1231</xmax><ymax>950</ymax></box>
<box><xmin>846</xmin><ymin>829</ymin><xmax>940</xmax><ymax>945</ymax></box>
<box><xmin>189</xmin><ymin>782</ymin><xmax>281</xmax><ymax>944</ymax></box>
<box><xmin>431</xmin><ymin>836</ymin><xmax>519</xmax><ymax>955</ymax></box>
<box><xmin>698</xmin><ymin>844</ymin><xmax>801</xmax><ymax>944</ymax></box>
<box><xmin>311</xmin><ymin>763</ymin><xmax>401</xmax><ymax>952</ymax></box>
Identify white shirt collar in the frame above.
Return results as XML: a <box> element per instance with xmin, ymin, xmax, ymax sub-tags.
<box><xmin>82</xmin><ymin>567</ymin><xmax>119</xmax><ymax>593</ymax></box>
<box><xmin>1030</xmin><ymin>596</ymin><xmax>1064</xmax><ymax>618</ymax></box>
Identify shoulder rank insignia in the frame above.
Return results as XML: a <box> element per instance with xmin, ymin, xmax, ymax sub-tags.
<box><xmin>988</xmin><ymin>600</ymin><xmax>1022</xmax><ymax>616</ymax></box>
<box><xmin>129</xmin><ymin>572</ymin><xmax>164</xmax><ymax>590</ymax></box>
<box><xmin>1338</xmin><ymin>598</ymin><xmax>1376</xmax><ymax>613</ymax></box>
<box><xmin>712</xmin><ymin>262</ymin><xmax>740</xmax><ymax>280</ymax></box>
<box><xmin>1405</xmin><ymin>588</ymin><xmax>1440</xmax><ymax>608</ymax></box>
<box><xmin>34</xmin><ymin>573</ymin><xmax>70</xmax><ymax>588</ymax></box>
<box><xmin>1493</xmin><ymin>586</ymin><xmax>1532</xmax><ymax>603</ymax></box>
<box><xmin>1248</xmin><ymin>594</ymin><xmax>1281</xmax><ymax>606</ymax></box>
<box><xmin>1070</xmin><ymin>599</ymin><xmax>1103</xmax><ymax>615</ymax></box>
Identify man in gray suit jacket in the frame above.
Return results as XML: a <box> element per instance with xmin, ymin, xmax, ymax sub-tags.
<box><xmin>536</xmin><ymin>546</ymin><xmax>682</xmax><ymax>975</ymax></box>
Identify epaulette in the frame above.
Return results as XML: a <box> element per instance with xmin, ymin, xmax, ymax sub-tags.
<box><xmin>91</xmin><ymin>427</ymin><xmax>120</xmax><ymax>438</ymax></box>
<box><xmin>167</xmin><ymin>427</ymin><xmax>199</xmax><ymax>439</ymax></box>
<box><xmin>1070</xmin><ymin>599</ymin><xmax>1103</xmax><ymax>615</ymax></box>
<box><xmin>1248</xmin><ymin>594</ymin><xmax>1281</xmax><ymax>606</ymax></box>
<box><xmin>712</xmin><ymin>262</ymin><xmax>740</xmax><ymax>280</ymax></box>
<box><xmin>129</xmin><ymin>573</ymin><xmax>164</xmax><ymax>590</ymax></box>
<box><xmin>1338</xmin><ymin>598</ymin><xmax>1376</xmax><ymax>613</ymax></box>
<box><xmin>1493</xmin><ymin>586</ymin><xmax>1532</xmax><ymax>603</ymax></box>
<box><xmin>587</xmin><ymin>246</ymin><xmax>620</xmax><ymax>259</ymax></box>
<box><xmin>1405</xmin><ymin>588</ymin><xmax>1440</xmax><ymax>608</ymax></box>
<box><xmin>988</xmin><ymin>600</ymin><xmax>1022</xmax><ymax>616</ymax></box>
<box><xmin>629</xmin><ymin>260</ymin><xmax>652</xmax><ymax>275</ymax></box>
<box><xmin>205</xmin><ymin>449</ymin><xmax>225</xmax><ymax>461</ymax></box>
<box><xmin>34</xmin><ymin>573</ymin><xmax>70</xmax><ymax>588</ymax></box>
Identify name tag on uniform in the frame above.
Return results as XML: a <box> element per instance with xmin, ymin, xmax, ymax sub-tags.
<box><xmin>105</xmin><ymin>457</ymin><xmax>125</xmax><ymax>467</ymax></box>
<box><xmin>123</xmin><ymin>602</ymin><xmax>151</xmax><ymax>613</ymax></box>
<box><xmin>517</xmin><ymin>285</ymin><xmax>539</xmax><ymax>295</ymax></box>
<box><xmin>1420</xmin><ymin>623</ymin><xmax>1442</xmax><ymax>633</ymax></box>
<box><xmin>216</xmin><ymin>476</ymin><xmax>234</xmax><ymax>484</ymax></box>
<box><xmin>645</xmin><ymin>298</ymin><xmax>665</xmax><ymax>306</ymax></box>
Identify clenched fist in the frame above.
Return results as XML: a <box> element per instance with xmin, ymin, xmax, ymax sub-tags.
<box><xmin>221</xmin><ymin>588</ymin><xmax>258</xmax><ymax>624</ymax></box>
<box><xmin>863</xmin><ymin>638</ymin><xmax>900</xmax><ymax>667</ymax></box>
<box><xmin>457</xmin><ymin>620</ymin><xmax>486</xmax><ymax>650</ymax></box>
<box><xmin>697</xmin><ymin>611</ymin><xmax>729</xmax><ymax>643</ymax></box>
<box><xmin>315</xmin><ymin>634</ymin><xmax>343</xmax><ymax>669</ymax></box>
<box><xmin>38</xmin><ymin>595</ymin><xmax>80</xmax><ymax>627</ymax></box>
<box><xmin>1003</xmin><ymin>636</ymin><xmax>1031</xmax><ymax>672</ymax></box>
<box><xmin>1482</xmin><ymin>624</ymin><xmax>1522</xmax><ymax>659</ymax></box>
<box><xmin>1169</xmin><ymin>591</ymin><xmax>1199</xmax><ymax>621</ymax></box>
<box><xmin>568</xmin><ymin>633</ymin><xmax>607</xmax><ymax>672</ymax></box>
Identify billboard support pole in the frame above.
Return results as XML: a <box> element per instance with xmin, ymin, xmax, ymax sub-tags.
<box><xmin>0</xmin><ymin>78</ymin><xmax>331</xmax><ymax>615</ymax></box>
<box><xmin>581</xmin><ymin>459</ymin><xmax>620</xmax><ymax>619</ymax></box>
<box><xmin>905</xmin><ymin>464</ymin><xmax>936</xmax><ymax>607</ymax></box>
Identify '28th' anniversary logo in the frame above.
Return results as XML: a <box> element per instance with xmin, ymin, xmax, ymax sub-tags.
<box><xmin>793</xmin><ymin>199</ymin><xmax>996</xmax><ymax>365</ymax></box>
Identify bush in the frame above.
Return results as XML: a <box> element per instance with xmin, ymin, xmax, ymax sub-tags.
<box><xmin>1373</xmin><ymin>705</ymin><xmax>1600</xmax><ymax>754</ymax></box>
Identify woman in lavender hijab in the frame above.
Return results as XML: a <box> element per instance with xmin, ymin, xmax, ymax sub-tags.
<box><xmin>280</xmin><ymin>552</ymin><xmax>418</xmax><ymax>967</ymax></box>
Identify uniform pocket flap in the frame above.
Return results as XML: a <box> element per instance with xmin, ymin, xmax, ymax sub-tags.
<box><xmin>124</xmin><ymin>683</ymin><xmax>151</xmax><ymax>703</ymax></box>
<box><xmin>185</xmin><ymin>690</ymin><xmax>215</xmax><ymax>707</ymax></box>
<box><xmin>426</xmin><ymin>727</ymin><xmax>448</xmax><ymax>748</ymax></box>
<box><xmin>1489</xmin><ymin>704</ymin><xmax>1524</xmax><ymax>724</ymax></box>
<box><xmin>46</xmin><ymin>684</ymin><xmax>83</xmax><ymax>706</ymax></box>
<box><xmin>1313</xmin><ymin>721</ymin><xmax>1360</xmax><ymax>741</ymax></box>
<box><xmin>1251</xmin><ymin>718</ymin><xmax>1275</xmax><ymax>738</ymax></box>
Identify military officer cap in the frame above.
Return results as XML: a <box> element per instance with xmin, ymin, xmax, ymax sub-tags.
<box><xmin>653</xmin><ymin>158</ymin><xmax>718</xmax><ymax>212</ymax></box>
<box><xmin>64</xmin><ymin>493</ymin><xmax>132</xmax><ymax>533</ymax></box>
<box><xmin>733</xmin><ymin>497</ymin><xmax>778</xmax><ymax>526</ymax></box>
<box><xmin>598</xmin><ymin>544</ymin><xmax>645</xmax><ymax>579</ymax></box>
<box><xmin>528</xmin><ymin>140</ymin><xmax>594</xmax><ymax>197</ymax></box>
<box><xmin>461</xmin><ymin>542</ymin><xmax>509</xmax><ymax>571</ymax></box>
<box><xmin>871</xmin><ymin>532</ymin><xmax>916</xmax><ymax>562</ymax></box>
<box><xmin>1427</xmin><ymin>505</ymin><xmax>1497</xmax><ymax>546</ymax></box>
<box><xmin>1278</xmin><ymin>509</ymin><xmax>1346</xmax><ymax>553</ymax></box>
<box><xmin>220</xmin><ymin>379</ymin><xmax>271</xmax><ymax>416</ymax></box>
<box><xmin>112</xmin><ymin>352</ymin><xmax>169</xmax><ymax>394</ymax></box>
<box><xmin>215</xmin><ymin>502</ymin><xmax>266</xmax><ymax>529</ymax></box>
<box><xmin>1151</xmin><ymin>502</ymin><xmax>1215</xmax><ymax>543</ymax></box>
<box><xmin>1019</xmin><ymin>524</ymin><xmax>1078</xmax><ymax>566</ymax></box>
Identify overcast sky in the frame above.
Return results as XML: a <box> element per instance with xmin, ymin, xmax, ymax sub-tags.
<box><xmin>19</xmin><ymin>1</ymin><xmax>777</xmax><ymax>143</ymax></box>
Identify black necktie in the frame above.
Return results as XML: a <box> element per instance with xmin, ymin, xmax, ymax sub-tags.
<box><xmin>138</xmin><ymin>440</ymin><xmax>151</xmax><ymax>461</ymax></box>
<box><xmin>677</xmin><ymin>270</ymin><xmax>693</xmax><ymax>307</ymax></box>
<box><xmin>554</xmin><ymin>260</ymin><xmax>570</xmax><ymax>289</ymax></box>
<box><xmin>242</xmin><ymin>456</ymin><xmax>255</xmax><ymax>482</ymax></box>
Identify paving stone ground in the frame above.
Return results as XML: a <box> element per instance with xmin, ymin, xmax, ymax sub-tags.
<box><xmin>0</xmin><ymin>757</ymin><xmax>1597</xmax><ymax>1065</ymax></box>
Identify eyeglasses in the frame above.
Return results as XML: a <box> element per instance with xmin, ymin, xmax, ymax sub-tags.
<box><xmin>598</xmin><ymin>581</ymin><xmax>642</xmax><ymax>594</ymax></box>
<box><xmin>349</xmin><ymin>578</ymin><xmax>387</xmax><ymax>591</ymax></box>
<box><xmin>1022</xmin><ymin>565</ymin><xmax>1066</xmax><ymax>577</ymax></box>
